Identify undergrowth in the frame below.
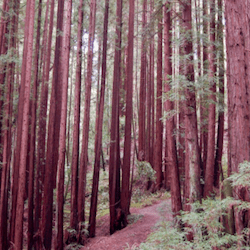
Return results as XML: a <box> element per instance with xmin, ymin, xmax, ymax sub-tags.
<box><xmin>139</xmin><ymin>198</ymin><xmax>243</xmax><ymax>250</ymax></box>
<box><xmin>138</xmin><ymin>162</ymin><xmax>250</xmax><ymax>250</ymax></box>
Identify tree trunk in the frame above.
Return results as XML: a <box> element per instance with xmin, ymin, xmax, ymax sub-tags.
<box><xmin>163</xmin><ymin>2</ymin><xmax>182</xmax><ymax>216</ymax></box>
<box><xmin>226</xmin><ymin>0</ymin><xmax>250</xmax><ymax>173</ymax></box>
<box><xmin>138</xmin><ymin>0</ymin><xmax>147</xmax><ymax>160</ymax></box>
<box><xmin>78</xmin><ymin>0</ymin><xmax>97</xmax><ymax>241</ymax></box>
<box><xmin>0</xmin><ymin>0</ymin><xmax>9</xmax><ymax>162</ymax></box>
<box><xmin>0</xmin><ymin>23</ymin><xmax>15</xmax><ymax>250</ymax></box>
<box><xmin>109</xmin><ymin>0</ymin><xmax>123</xmax><ymax>235</ymax></box>
<box><xmin>214</xmin><ymin>0</ymin><xmax>224</xmax><ymax>188</ymax></box>
<box><xmin>9</xmin><ymin>0</ymin><xmax>27</xmax><ymax>243</ymax></box>
<box><xmin>154</xmin><ymin>3</ymin><xmax>163</xmax><ymax>190</ymax></box>
<box><xmin>121</xmin><ymin>0</ymin><xmax>134</xmax><ymax>218</ymax></box>
<box><xmin>42</xmin><ymin>1</ymin><xmax>64</xmax><ymax>248</ymax></box>
<box><xmin>70</xmin><ymin>0</ymin><xmax>84</xmax><ymax>231</ymax></box>
<box><xmin>34</xmin><ymin>1</ymin><xmax>54</xmax><ymax>249</ymax></box>
<box><xmin>149</xmin><ymin>0</ymin><xmax>155</xmax><ymax>167</ymax></box>
<box><xmin>226</xmin><ymin>0</ymin><xmax>250</xmax><ymax>239</ymax></box>
<box><xmin>204</xmin><ymin>0</ymin><xmax>216</xmax><ymax>198</ymax></box>
<box><xmin>55</xmin><ymin>0</ymin><xmax>72</xmax><ymax>248</ymax></box>
<box><xmin>34</xmin><ymin>0</ymin><xmax>54</xmax><ymax>248</ymax></box>
<box><xmin>88</xmin><ymin>0</ymin><xmax>109</xmax><ymax>238</ymax></box>
<box><xmin>146</xmin><ymin>0</ymin><xmax>152</xmax><ymax>164</ymax></box>
<box><xmin>0</xmin><ymin>1</ymin><xmax>18</xmax><ymax>248</ymax></box>
<box><xmin>27</xmin><ymin>0</ymin><xmax>42</xmax><ymax>248</ymax></box>
<box><xmin>200</xmin><ymin>0</ymin><xmax>209</xmax><ymax>181</ymax></box>
<box><xmin>14</xmin><ymin>0</ymin><xmax>35</xmax><ymax>247</ymax></box>
<box><xmin>183</xmin><ymin>1</ymin><xmax>201</xmax><ymax>207</ymax></box>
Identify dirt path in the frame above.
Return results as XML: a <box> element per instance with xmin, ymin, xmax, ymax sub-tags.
<box><xmin>81</xmin><ymin>200</ymin><xmax>172</xmax><ymax>250</ymax></box>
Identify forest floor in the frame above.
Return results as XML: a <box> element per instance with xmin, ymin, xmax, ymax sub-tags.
<box><xmin>80</xmin><ymin>199</ymin><xmax>172</xmax><ymax>250</ymax></box>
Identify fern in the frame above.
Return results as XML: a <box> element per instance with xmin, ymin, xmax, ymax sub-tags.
<box><xmin>139</xmin><ymin>198</ymin><xmax>242</xmax><ymax>249</ymax></box>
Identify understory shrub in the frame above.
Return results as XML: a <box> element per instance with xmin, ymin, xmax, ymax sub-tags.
<box><xmin>140</xmin><ymin>197</ymin><xmax>249</xmax><ymax>249</ymax></box>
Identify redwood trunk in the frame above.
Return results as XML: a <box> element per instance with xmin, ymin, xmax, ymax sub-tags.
<box><xmin>214</xmin><ymin>0</ymin><xmax>224</xmax><ymax>188</ymax></box>
<box><xmin>204</xmin><ymin>0</ymin><xmax>216</xmax><ymax>198</ymax></box>
<box><xmin>109</xmin><ymin>0</ymin><xmax>123</xmax><ymax>235</ymax></box>
<box><xmin>34</xmin><ymin>0</ymin><xmax>54</xmax><ymax>247</ymax></box>
<box><xmin>226</xmin><ymin>0</ymin><xmax>250</xmax><ymax>238</ymax></box>
<box><xmin>56</xmin><ymin>0</ymin><xmax>72</xmax><ymax>248</ymax></box>
<box><xmin>70</xmin><ymin>0</ymin><xmax>84</xmax><ymax>231</ymax></box>
<box><xmin>9</xmin><ymin>0</ymin><xmax>28</xmax><ymax>242</ymax></box>
<box><xmin>42</xmin><ymin>1</ymin><xmax>64</xmax><ymax>248</ymax></box>
<box><xmin>138</xmin><ymin>0</ymin><xmax>147</xmax><ymax>160</ymax></box>
<box><xmin>149</xmin><ymin>0</ymin><xmax>155</xmax><ymax>167</ymax></box>
<box><xmin>183</xmin><ymin>1</ymin><xmax>201</xmax><ymax>207</ymax></box>
<box><xmin>121</xmin><ymin>0</ymin><xmax>134</xmax><ymax>217</ymax></box>
<box><xmin>27</xmin><ymin>0</ymin><xmax>42</xmax><ymax>248</ymax></box>
<box><xmin>14</xmin><ymin>0</ymin><xmax>35</xmax><ymax>247</ymax></box>
<box><xmin>0</xmin><ymin>2</ymin><xmax>17</xmax><ymax>248</ymax></box>
<box><xmin>154</xmin><ymin>4</ymin><xmax>163</xmax><ymax>189</ymax></box>
<box><xmin>163</xmin><ymin>2</ymin><xmax>182</xmax><ymax>216</ymax></box>
<box><xmin>88</xmin><ymin>0</ymin><xmax>109</xmax><ymax>238</ymax></box>
<box><xmin>78</xmin><ymin>0</ymin><xmax>97</xmax><ymax>238</ymax></box>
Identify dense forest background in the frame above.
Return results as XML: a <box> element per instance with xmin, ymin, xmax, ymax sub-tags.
<box><xmin>0</xmin><ymin>0</ymin><xmax>250</xmax><ymax>249</ymax></box>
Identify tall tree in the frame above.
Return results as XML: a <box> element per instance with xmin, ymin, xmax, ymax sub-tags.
<box><xmin>225</xmin><ymin>0</ymin><xmax>250</xmax><ymax>236</ymax></box>
<box><xmin>204</xmin><ymin>0</ymin><xmax>216</xmax><ymax>198</ymax></box>
<box><xmin>121</xmin><ymin>0</ymin><xmax>134</xmax><ymax>217</ymax></box>
<box><xmin>78</xmin><ymin>0</ymin><xmax>97</xmax><ymax>240</ymax></box>
<box><xmin>214</xmin><ymin>0</ymin><xmax>224</xmax><ymax>188</ymax></box>
<box><xmin>70</xmin><ymin>0</ymin><xmax>84</xmax><ymax>231</ymax></box>
<box><xmin>0</xmin><ymin>1</ymin><xmax>17</xmax><ymax>247</ymax></box>
<box><xmin>149</xmin><ymin>0</ymin><xmax>155</xmax><ymax>167</ymax></box>
<box><xmin>55</xmin><ymin>0</ymin><xmax>72</xmax><ymax>248</ymax></box>
<box><xmin>88</xmin><ymin>0</ymin><xmax>109</xmax><ymax>238</ymax></box>
<box><xmin>109</xmin><ymin>0</ymin><xmax>123</xmax><ymax>235</ymax></box>
<box><xmin>182</xmin><ymin>1</ymin><xmax>201</xmax><ymax>208</ymax></box>
<box><xmin>163</xmin><ymin>2</ymin><xmax>182</xmax><ymax>216</ymax></box>
<box><xmin>14</xmin><ymin>0</ymin><xmax>35</xmax><ymax>247</ymax></box>
<box><xmin>200</xmin><ymin>0</ymin><xmax>209</xmax><ymax>181</ymax></box>
<box><xmin>154</xmin><ymin>3</ymin><xmax>163</xmax><ymax>189</ymax></box>
<box><xmin>138</xmin><ymin>0</ymin><xmax>147</xmax><ymax>160</ymax></box>
<box><xmin>0</xmin><ymin>0</ymin><xmax>9</xmax><ymax>154</ymax></box>
<box><xmin>27</xmin><ymin>0</ymin><xmax>42</xmax><ymax>248</ymax></box>
<box><xmin>42</xmin><ymin>0</ymin><xmax>65</xmax><ymax>248</ymax></box>
<box><xmin>9</xmin><ymin>0</ymin><xmax>27</xmax><ymax>242</ymax></box>
<box><xmin>34</xmin><ymin>0</ymin><xmax>54</xmax><ymax>247</ymax></box>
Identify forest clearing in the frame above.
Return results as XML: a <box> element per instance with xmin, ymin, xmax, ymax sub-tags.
<box><xmin>0</xmin><ymin>0</ymin><xmax>250</xmax><ymax>249</ymax></box>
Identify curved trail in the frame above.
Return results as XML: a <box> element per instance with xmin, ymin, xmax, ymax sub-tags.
<box><xmin>81</xmin><ymin>200</ymin><xmax>172</xmax><ymax>250</ymax></box>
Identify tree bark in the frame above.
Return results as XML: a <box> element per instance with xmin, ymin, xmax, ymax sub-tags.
<box><xmin>42</xmin><ymin>1</ymin><xmax>64</xmax><ymax>248</ymax></box>
<box><xmin>109</xmin><ymin>0</ymin><xmax>123</xmax><ymax>235</ymax></box>
<box><xmin>9</xmin><ymin>0</ymin><xmax>27</xmax><ymax>243</ymax></box>
<box><xmin>0</xmin><ymin>1</ymin><xmax>18</xmax><ymax>248</ymax></box>
<box><xmin>204</xmin><ymin>0</ymin><xmax>216</xmax><ymax>198</ymax></box>
<box><xmin>70</xmin><ymin>0</ymin><xmax>84</xmax><ymax>231</ymax></box>
<box><xmin>154</xmin><ymin>3</ymin><xmax>163</xmax><ymax>190</ymax></box>
<box><xmin>200</xmin><ymin>0</ymin><xmax>209</xmax><ymax>181</ymax></box>
<box><xmin>214</xmin><ymin>0</ymin><xmax>224</xmax><ymax>188</ymax></box>
<box><xmin>138</xmin><ymin>0</ymin><xmax>147</xmax><ymax>160</ymax></box>
<box><xmin>163</xmin><ymin>2</ymin><xmax>182</xmax><ymax>216</ymax></box>
<box><xmin>55</xmin><ymin>0</ymin><xmax>72</xmax><ymax>248</ymax></box>
<box><xmin>226</xmin><ymin>0</ymin><xmax>250</xmax><ymax>240</ymax></box>
<box><xmin>14</xmin><ymin>0</ymin><xmax>35</xmax><ymax>247</ymax></box>
<box><xmin>183</xmin><ymin>1</ymin><xmax>201</xmax><ymax>207</ymax></box>
<box><xmin>78</xmin><ymin>0</ymin><xmax>97</xmax><ymax>240</ymax></box>
<box><xmin>27</xmin><ymin>0</ymin><xmax>42</xmax><ymax>248</ymax></box>
<box><xmin>149</xmin><ymin>0</ymin><xmax>155</xmax><ymax>167</ymax></box>
<box><xmin>226</xmin><ymin>1</ymin><xmax>250</xmax><ymax>173</ymax></box>
<box><xmin>121</xmin><ymin>0</ymin><xmax>134</xmax><ymax>217</ymax></box>
<box><xmin>88</xmin><ymin>0</ymin><xmax>109</xmax><ymax>237</ymax></box>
